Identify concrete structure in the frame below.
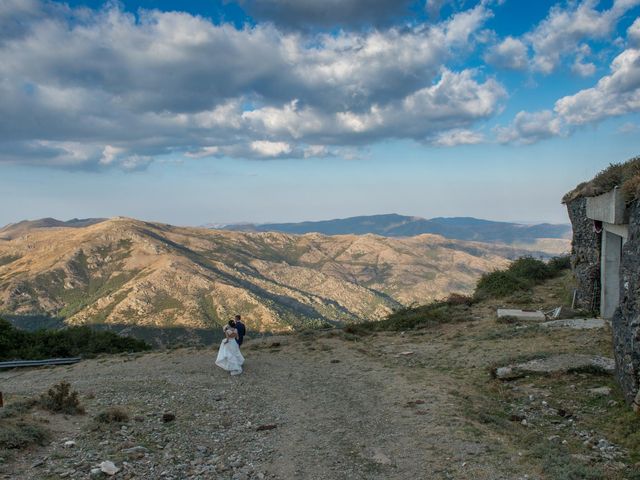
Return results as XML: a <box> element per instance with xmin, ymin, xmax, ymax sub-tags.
<box><xmin>496</xmin><ymin>309</ymin><xmax>546</xmax><ymax>322</ymax></box>
<box><xmin>584</xmin><ymin>187</ymin><xmax>630</xmax><ymax>319</ymax></box>
<box><xmin>565</xmin><ymin>163</ymin><xmax>640</xmax><ymax>408</ymax></box>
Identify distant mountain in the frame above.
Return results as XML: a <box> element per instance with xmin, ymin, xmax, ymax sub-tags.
<box><xmin>0</xmin><ymin>217</ymin><xmax>106</xmax><ymax>240</ymax></box>
<box><xmin>221</xmin><ymin>214</ymin><xmax>571</xmax><ymax>245</ymax></box>
<box><xmin>0</xmin><ymin>217</ymin><xmax>546</xmax><ymax>338</ymax></box>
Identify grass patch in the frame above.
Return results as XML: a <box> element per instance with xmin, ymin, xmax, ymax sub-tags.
<box><xmin>95</xmin><ymin>406</ymin><xmax>129</xmax><ymax>424</ymax></box>
<box><xmin>347</xmin><ymin>298</ymin><xmax>472</xmax><ymax>334</ymax></box>
<box><xmin>530</xmin><ymin>443</ymin><xmax>605</xmax><ymax>480</ymax></box>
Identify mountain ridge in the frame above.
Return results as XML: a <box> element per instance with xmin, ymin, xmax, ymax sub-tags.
<box><xmin>217</xmin><ymin>213</ymin><xmax>571</xmax><ymax>244</ymax></box>
<box><xmin>0</xmin><ymin>217</ymin><xmax>559</xmax><ymax>338</ymax></box>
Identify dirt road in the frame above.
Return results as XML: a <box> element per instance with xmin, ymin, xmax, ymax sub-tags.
<box><xmin>0</xmin><ymin>330</ymin><xmax>534</xmax><ymax>480</ymax></box>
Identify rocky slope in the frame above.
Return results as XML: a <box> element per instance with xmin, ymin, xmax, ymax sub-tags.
<box><xmin>1</xmin><ymin>217</ymin><xmax>545</xmax><ymax>334</ymax></box>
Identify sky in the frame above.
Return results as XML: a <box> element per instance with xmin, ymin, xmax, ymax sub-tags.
<box><xmin>1</xmin><ymin>0</ymin><xmax>639</xmax><ymax>227</ymax></box>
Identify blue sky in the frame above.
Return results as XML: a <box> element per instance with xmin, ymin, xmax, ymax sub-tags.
<box><xmin>1</xmin><ymin>0</ymin><xmax>639</xmax><ymax>226</ymax></box>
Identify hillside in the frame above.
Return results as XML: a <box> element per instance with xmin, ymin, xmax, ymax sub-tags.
<box><xmin>0</xmin><ymin>217</ymin><xmax>546</xmax><ymax>336</ymax></box>
<box><xmin>221</xmin><ymin>214</ymin><xmax>571</xmax><ymax>249</ymax></box>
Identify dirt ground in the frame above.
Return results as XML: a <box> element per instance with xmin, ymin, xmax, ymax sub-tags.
<box><xmin>1</xmin><ymin>275</ymin><xmax>638</xmax><ymax>479</ymax></box>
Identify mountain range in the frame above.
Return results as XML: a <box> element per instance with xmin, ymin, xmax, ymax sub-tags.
<box><xmin>220</xmin><ymin>213</ymin><xmax>571</xmax><ymax>245</ymax></box>
<box><xmin>0</xmin><ymin>217</ymin><xmax>564</xmax><ymax>338</ymax></box>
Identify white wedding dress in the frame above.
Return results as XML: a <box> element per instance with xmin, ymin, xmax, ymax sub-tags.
<box><xmin>215</xmin><ymin>328</ymin><xmax>244</xmax><ymax>375</ymax></box>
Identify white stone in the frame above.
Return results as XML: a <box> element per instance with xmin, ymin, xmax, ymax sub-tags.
<box><xmin>99</xmin><ymin>461</ymin><xmax>120</xmax><ymax>476</ymax></box>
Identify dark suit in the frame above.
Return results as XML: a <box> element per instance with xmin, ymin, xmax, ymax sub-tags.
<box><xmin>235</xmin><ymin>320</ymin><xmax>246</xmax><ymax>346</ymax></box>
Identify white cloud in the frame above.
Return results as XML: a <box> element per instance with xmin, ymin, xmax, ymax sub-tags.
<box><xmin>572</xmin><ymin>59</ymin><xmax>597</xmax><ymax>77</ymax></box>
<box><xmin>185</xmin><ymin>146</ymin><xmax>220</xmax><ymax>158</ymax></box>
<box><xmin>484</xmin><ymin>36</ymin><xmax>528</xmax><ymax>70</ymax></box>
<box><xmin>250</xmin><ymin>140</ymin><xmax>292</xmax><ymax>157</ymax></box>
<box><xmin>526</xmin><ymin>0</ymin><xmax>640</xmax><ymax>74</ymax></box>
<box><xmin>0</xmin><ymin>1</ymin><xmax>503</xmax><ymax>167</ymax></box>
<box><xmin>496</xmin><ymin>110</ymin><xmax>563</xmax><ymax>144</ymax></box>
<box><xmin>433</xmin><ymin>129</ymin><xmax>485</xmax><ymax>146</ymax></box>
<box><xmin>497</xmin><ymin>45</ymin><xmax>640</xmax><ymax>144</ymax></box>
<box><xmin>99</xmin><ymin>145</ymin><xmax>125</xmax><ymax>166</ymax></box>
<box><xmin>239</xmin><ymin>0</ymin><xmax>414</xmax><ymax>30</ymax></box>
<box><xmin>555</xmin><ymin>48</ymin><xmax>640</xmax><ymax>124</ymax></box>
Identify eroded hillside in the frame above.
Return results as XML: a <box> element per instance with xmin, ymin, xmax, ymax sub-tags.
<box><xmin>0</xmin><ymin>217</ymin><xmax>544</xmax><ymax>332</ymax></box>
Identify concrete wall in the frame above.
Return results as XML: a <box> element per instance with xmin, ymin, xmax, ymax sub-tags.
<box><xmin>612</xmin><ymin>199</ymin><xmax>640</xmax><ymax>409</ymax></box>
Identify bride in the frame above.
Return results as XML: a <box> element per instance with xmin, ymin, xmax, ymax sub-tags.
<box><xmin>215</xmin><ymin>320</ymin><xmax>244</xmax><ymax>375</ymax></box>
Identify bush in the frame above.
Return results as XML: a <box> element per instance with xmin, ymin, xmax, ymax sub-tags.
<box><xmin>475</xmin><ymin>256</ymin><xmax>569</xmax><ymax>299</ymax></box>
<box><xmin>508</xmin><ymin>257</ymin><xmax>554</xmax><ymax>282</ymax></box>
<box><xmin>0</xmin><ymin>420</ymin><xmax>49</xmax><ymax>449</ymax></box>
<box><xmin>475</xmin><ymin>271</ymin><xmax>530</xmax><ymax>299</ymax></box>
<box><xmin>39</xmin><ymin>382</ymin><xmax>85</xmax><ymax>415</ymax></box>
<box><xmin>95</xmin><ymin>406</ymin><xmax>129</xmax><ymax>424</ymax></box>
<box><xmin>547</xmin><ymin>255</ymin><xmax>571</xmax><ymax>273</ymax></box>
<box><xmin>0</xmin><ymin>319</ymin><xmax>150</xmax><ymax>361</ymax></box>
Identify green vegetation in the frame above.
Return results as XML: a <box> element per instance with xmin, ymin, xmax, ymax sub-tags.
<box><xmin>39</xmin><ymin>381</ymin><xmax>85</xmax><ymax>415</ymax></box>
<box><xmin>0</xmin><ymin>318</ymin><xmax>150</xmax><ymax>361</ymax></box>
<box><xmin>474</xmin><ymin>255</ymin><xmax>570</xmax><ymax>299</ymax></box>
<box><xmin>0</xmin><ymin>418</ymin><xmax>49</xmax><ymax>451</ymax></box>
<box><xmin>0</xmin><ymin>255</ymin><xmax>20</xmax><ymax>267</ymax></box>
<box><xmin>563</xmin><ymin>156</ymin><xmax>640</xmax><ymax>204</ymax></box>
<box><xmin>150</xmin><ymin>292</ymin><xmax>183</xmax><ymax>313</ymax></box>
<box><xmin>345</xmin><ymin>293</ymin><xmax>474</xmax><ymax>334</ymax></box>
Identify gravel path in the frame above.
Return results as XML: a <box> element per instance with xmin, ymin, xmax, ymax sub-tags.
<box><xmin>0</xmin><ymin>333</ymin><xmax>534</xmax><ymax>479</ymax></box>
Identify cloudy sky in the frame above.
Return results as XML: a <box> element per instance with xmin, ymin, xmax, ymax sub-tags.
<box><xmin>1</xmin><ymin>0</ymin><xmax>639</xmax><ymax>226</ymax></box>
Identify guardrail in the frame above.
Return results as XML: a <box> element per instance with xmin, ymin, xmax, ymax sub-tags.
<box><xmin>0</xmin><ymin>357</ymin><xmax>81</xmax><ymax>369</ymax></box>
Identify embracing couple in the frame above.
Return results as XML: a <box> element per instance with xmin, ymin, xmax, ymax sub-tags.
<box><xmin>215</xmin><ymin>314</ymin><xmax>246</xmax><ymax>376</ymax></box>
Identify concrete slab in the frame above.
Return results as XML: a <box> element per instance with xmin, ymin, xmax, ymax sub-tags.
<box><xmin>497</xmin><ymin>308</ymin><xmax>546</xmax><ymax>322</ymax></box>
<box><xmin>586</xmin><ymin>187</ymin><xmax>628</xmax><ymax>224</ymax></box>
<box><xmin>540</xmin><ymin>318</ymin><xmax>608</xmax><ymax>330</ymax></box>
<box><xmin>494</xmin><ymin>354</ymin><xmax>615</xmax><ymax>380</ymax></box>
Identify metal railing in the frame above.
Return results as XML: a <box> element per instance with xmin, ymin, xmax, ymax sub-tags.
<box><xmin>0</xmin><ymin>357</ymin><xmax>81</xmax><ymax>369</ymax></box>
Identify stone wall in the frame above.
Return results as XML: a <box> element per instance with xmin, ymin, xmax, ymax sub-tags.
<box><xmin>566</xmin><ymin>197</ymin><xmax>601</xmax><ymax>312</ymax></box>
<box><xmin>613</xmin><ymin>199</ymin><xmax>640</xmax><ymax>409</ymax></box>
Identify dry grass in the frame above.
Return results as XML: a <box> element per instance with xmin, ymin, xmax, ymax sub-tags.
<box><xmin>95</xmin><ymin>406</ymin><xmax>129</xmax><ymax>424</ymax></box>
<box><xmin>563</xmin><ymin>156</ymin><xmax>640</xmax><ymax>203</ymax></box>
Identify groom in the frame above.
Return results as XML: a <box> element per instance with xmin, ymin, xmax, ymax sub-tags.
<box><xmin>234</xmin><ymin>314</ymin><xmax>246</xmax><ymax>346</ymax></box>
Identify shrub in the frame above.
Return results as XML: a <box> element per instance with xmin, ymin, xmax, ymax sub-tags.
<box><xmin>475</xmin><ymin>271</ymin><xmax>530</xmax><ymax>299</ymax></box>
<box><xmin>444</xmin><ymin>293</ymin><xmax>475</xmax><ymax>306</ymax></box>
<box><xmin>39</xmin><ymin>382</ymin><xmax>85</xmax><ymax>415</ymax></box>
<box><xmin>508</xmin><ymin>257</ymin><xmax>553</xmax><ymax>282</ymax></box>
<box><xmin>475</xmin><ymin>256</ymin><xmax>569</xmax><ymax>299</ymax></box>
<box><xmin>95</xmin><ymin>406</ymin><xmax>129</xmax><ymax>424</ymax></box>
<box><xmin>547</xmin><ymin>255</ymin><xmax>571</xmax><ymax>273</ymax></box>
<box><xmin>0</xmin><ymin>420</ymin><xmax>49</xmax><ymax>449</ymax></box>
